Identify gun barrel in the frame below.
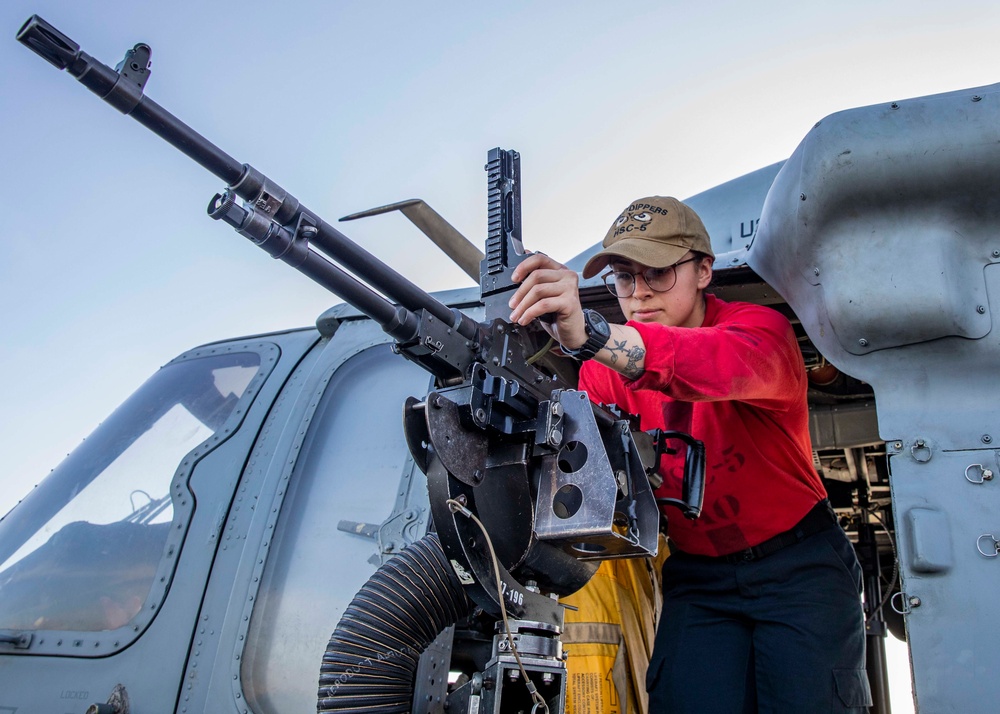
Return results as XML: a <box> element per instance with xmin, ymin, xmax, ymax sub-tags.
<box><xmin>16</xmin><ymin>15</ymin><xmax>79</xmax><ymax>69</ymax></box>
<box><xmin>18</xmin><ymin>15</ymin><xmax>479</xmax><ymax>342</ymax></box>
<box><xmin>209</xmin><ymin>192</ymin><xmax>420</xmax><ymax>341</ymax></box>
<box><xmin>17</xmin><ymin>16</ymin><xmax>245</xmax><ymax>183</ymax></box>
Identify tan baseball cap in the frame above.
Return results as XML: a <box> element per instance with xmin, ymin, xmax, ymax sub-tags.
<box><xmin>582</xmin><ymin>196</ymin><xmax>714</xmax><ymax>278</ymax></box>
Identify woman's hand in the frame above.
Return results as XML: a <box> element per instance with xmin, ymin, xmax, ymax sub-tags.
<box><xmin>508</xmin><ymin>253</ymin><xmax>587</xmax><ymax>350</ymax></box>
<box><xmin>509</xmin><ymin>252</ymin><xmax>647</xmax><ymax>378</ymax></box>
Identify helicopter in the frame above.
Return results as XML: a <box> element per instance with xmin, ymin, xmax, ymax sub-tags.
<box><xmin>3</xmin><ymin>12</ymin><xmax>1000</xmax><ymax>714</ymax></box>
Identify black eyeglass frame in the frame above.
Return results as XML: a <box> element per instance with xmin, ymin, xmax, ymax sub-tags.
<box><xmin>601</xmin><ymin>256</ymin><xmax>700</xmax><ymax>298</ymax></box>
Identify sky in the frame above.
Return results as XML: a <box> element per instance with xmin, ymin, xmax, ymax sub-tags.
<box><xmin>4</xmin><ymin>0</ymin><xmax>1000</xmax><ymax>709</ymax></box>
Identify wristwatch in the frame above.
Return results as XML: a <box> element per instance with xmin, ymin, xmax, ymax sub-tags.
<box><xmin>562</xmin><ymin>309</ymin><xmax>612</xmax><ymax>361</ymax></box>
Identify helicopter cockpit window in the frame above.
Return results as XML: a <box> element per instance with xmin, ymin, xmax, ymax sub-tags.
<box><xmin>0</xmin><ymin>352</ymin><xmax>261</xmax><ymax>634</ymax></box>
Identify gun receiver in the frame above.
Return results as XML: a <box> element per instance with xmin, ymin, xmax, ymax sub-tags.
<box><xmin>18</xmin><ymin>16</ymin><xmax>705</xmax><ymax>627</ymax></box>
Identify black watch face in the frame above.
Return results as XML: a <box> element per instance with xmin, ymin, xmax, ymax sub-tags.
<box><xmin>587</xmin><ymin>310</ymin><xmax>610</xmax><ymax>339</ymax></box>
<box><xmin>581</xmin><ymin>311</ymin><xmax>611</xmax><ymax>360</ymax></box>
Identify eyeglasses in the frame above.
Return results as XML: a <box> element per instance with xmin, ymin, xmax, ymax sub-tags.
<box><xmin>601</xmin><ymin>257</ymin><xmax>699</xmax><ymax>298</ymax></box>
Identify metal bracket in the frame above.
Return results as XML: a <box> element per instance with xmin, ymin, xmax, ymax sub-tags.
<box><xmin>336</xmin><ymin>455</ymin><xmax>429</xmax><ymax>565</ymax></box>
<box><xmin>85</xmin><ymin>683</ymin><xmax>130</xmax><ymax>714</ymax></box>
<box><xmin>413</xmin><ymin>626</ymin><xmax>454</xmax><ymax>714</ymax></box>
<box><xmin>532</xmin><ymin>392</ymin><xmax>660</xmax><ymax>559</ymax></box>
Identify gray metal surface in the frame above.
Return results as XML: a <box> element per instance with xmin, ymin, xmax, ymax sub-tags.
<box><xmin>750</xmin><ymin>81</ymin><xmax>1000</xmax><ymax>713</ymax></box>
<box><xmin>210</xmin><ymin>323</ymin><xmax>433</xmax><ymax>713</ymax></box>
<box><xmin>532</xmin><ymin>391</ymin><xmax>659</xmax><ymax>559</ymax></box>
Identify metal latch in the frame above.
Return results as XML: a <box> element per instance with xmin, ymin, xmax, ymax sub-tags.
<box><xmin>0</xmin><ymin>630</ymin><xmax>32</xmax><ymax>649</ymax></box>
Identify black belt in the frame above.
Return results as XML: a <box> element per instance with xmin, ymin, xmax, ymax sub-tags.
<box><xmin>670</xmin><ymin>499</ymin><xmax>838</xmax><ymax>565</ymax></box>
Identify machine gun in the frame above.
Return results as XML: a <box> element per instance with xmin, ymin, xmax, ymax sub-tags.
<box><xmin>18</xmin><ymin>15</ymin><xmax>705</xmax><ymax>713</ymax></box>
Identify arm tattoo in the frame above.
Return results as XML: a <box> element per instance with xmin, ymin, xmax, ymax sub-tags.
<box><xmin>605</xmin><ymin>339</ymin><xmax>645</xmax><ymax>380</ymax></box>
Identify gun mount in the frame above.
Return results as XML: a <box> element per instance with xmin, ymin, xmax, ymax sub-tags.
<box><xmin>17</xmin><ymin>15</ymin><xmax>705</xmax><ymax>714</ymax></box>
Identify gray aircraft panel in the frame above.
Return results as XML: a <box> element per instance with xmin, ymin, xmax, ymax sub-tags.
<box><xmin>178</xmin><ymin>317</ymin><xmax>438</xmax><ymax>712</ymax></box>
<box><xmin>0</xmin><ymin>330</ymin><xmax>318</xmax><ymax>713</ymax></box>
<box><xmin>750</xmin><ymin>81</ymin><xmax>1000</xmax><ymax>713</ymax></box>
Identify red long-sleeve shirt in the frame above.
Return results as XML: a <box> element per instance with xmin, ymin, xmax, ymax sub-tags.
<box><xmin>578</xmin><ymin>294</ymin><xmax>825</xmax><ymax>557</ymax></box>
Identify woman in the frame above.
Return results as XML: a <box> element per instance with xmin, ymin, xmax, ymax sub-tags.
<box><xmin>508</xmin><ymin>196</ymin><xmax>870</xmax><ymax>713</ymax></box>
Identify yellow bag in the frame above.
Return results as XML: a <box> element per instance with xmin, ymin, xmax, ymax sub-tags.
<box><xmin>561</xmin><ymin>536</ymin><xmax>667</xmax><ymax>714</ymax></box>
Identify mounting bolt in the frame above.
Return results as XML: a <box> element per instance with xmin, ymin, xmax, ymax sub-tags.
<box><xmin>909</xmin><ymin>596</ymin><xmax>922</xmax><ymax>608</ymax></box>
<box><xmin>992</xmin><ymin>250</ymin><xmax>1000</xmax><ymax>258</ymax></box>
<box><xmin>891</xmin><ymin>102</ymin><xmax>899</xmax><ymax>109</ymax></box>
<box><xmin>813</xmin><ymin>267</ymin><xmax>820</xmax><ymax>276</ymax></box>
<box><xmin>616</xmin><ymin>469</ymin><xmax>629</xmax><ymax>496</ymax></box>
<box><xmin>858</xmin><ymin>338</ymin><xmax>869</xmax><ymax>348</ymax></box>
<box><xmin>972</xmin><ymin>95</ymin><xmax>983</xmax><ymax>102</ymax></box>
<box><xmin>799</xmin><ymin>193</ymin><xmax>807</xmax><ymax>201</ymax></box>
<box><xmin>978</xmin><ymin>305</ymin><xmax>987</xmax><ymax>314</ymax></box>
<box><xmin>983</xmin><ymin>434</ymin><xmax>993</xmax><ymax>444</ymax></box>
<box><xmin>893</xmin><ymin>441</ymin><xmax>903</xmax><ymax>450</ymax></box>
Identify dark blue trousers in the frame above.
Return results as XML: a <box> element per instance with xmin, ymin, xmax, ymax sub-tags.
<box><xmin>647</xmin><ymin>526</ymin><xmax>871</xmax><ymax>713</ymax></box>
